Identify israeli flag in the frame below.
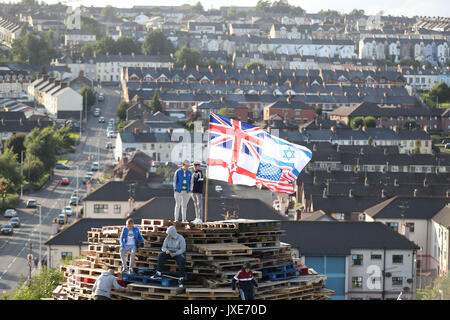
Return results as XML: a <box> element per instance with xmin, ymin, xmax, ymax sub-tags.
<box><xmin>260</xmin><ymin>132</ymin><xmax>312</xmax><ymax>177</ymax></box>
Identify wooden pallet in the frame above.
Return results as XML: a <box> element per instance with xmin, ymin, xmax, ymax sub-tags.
<box><xmin>192</xmin><ymin>243</ymin><xmax>252</xmax><ymax>256</ymax></box>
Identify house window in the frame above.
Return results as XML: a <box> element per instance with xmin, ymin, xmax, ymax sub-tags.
<box><xmin>391</xmin><ymin>166</ymin><xmax>398</xmax><ymax>172</ymax></box>
<box><xmin>352</xmin><ymin>276</ymin><xmax>363</xmax><ymax>288</ymax></box>
<box><xmin>392</xmin><ymin>277</ymin><xmax>403</xmax><ymax>286</ymax></box>
<box><xmin>371</xmin><ymin>254</ymin><xmax>382</xmax><ymax>260</ymax></box>
<box><xmin>392</xmin><ymin>255</ymin><xmax>403</xmax><ymax>264</ymax></box>
<box><xmin>344</xmin><ymin>165</ymin><xmax>352</xmax><ymax>172</ymax></box>
<box><xmin>386</xmin><ymin>222</ymin><xmax>399</xmax><ymax>232</ymax></box>
<box><xmin>94</xmin><ymin>204</ymin><xmax>108</xmax><ymax>213</ymax></box>
<box><xmin>352</xmin><ymin>254</ymin><xmax>363</xmax><ymax>266</ymax></box>
<box><xmin>114</xmin><ymin>205</ymin><xmax>121</xmax><ymax>214</ymax></box>
<box><xmin>151</xmin><ymin>144</ymin><xmax>155</xmax><ymax>150</ymax></box>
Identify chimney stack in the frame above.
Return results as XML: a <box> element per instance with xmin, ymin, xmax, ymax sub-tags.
<box><xmin>19</xmin><ymin>118</ymin><xmax>23</xmax><ymax>125</ymax></box>
<box><xmin>381</xmin><ymin>189</ymin><xmax>386</xmax><ymax>198</ymax></box>
<box><xmin>167</xmin><ymin>128</ymin><xmax>173</xmax><ymax>136</ymax></box>
<box><xmin>384</xmin><ymin>148</ymin><xmax>388</xmax><ymax>155</ymax></box>
<box><xmin>313</xmin><ymin>176</ymin><xmax>318</xmax><ymax>185</ymax></box>
<box><xmin>423</xmin><ymin>178</ymin><xmax>428</xmax><ymax>188</ymax></box>
<box><xmin>394</xmin><ymin>178</ymin><xmax>399</xmax><ymax>187</ymax></box>
<box><xmin>446</xmin><ymin>190</ymin><xmax>450</xmax><ymax>198</ymax></box>
<box><xmin>364</xmin><ymin>177</ymin><xmax>369</xmax><ymax>187</ymax></box>
<box><xmin>322</xmin><ymin>187</ymin><xmax>327</xmax><ymax>198</ymax></box>
<box><xmin>349</xmin><ymin>189</ymin><xmax>354</xmax><ymax>198</ymax></box>
<box><xmin>413</xmin><ymin>189</ymin><xmax>418</xmax><ymax>197</ymax></box>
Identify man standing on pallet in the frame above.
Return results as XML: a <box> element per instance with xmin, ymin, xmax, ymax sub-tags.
<box><xmin>151</xmin><ymin>225</ymin><xmax>186</xmax><ymax>288</ymax></box>
<box><xmin>120</xmin><ymin>218</ymin><xmax>146</xmax><ymax>274</ymax></box>
<box><xmin>232</xmin><ymin>262</ymin><xmax>258</xmax><ymax>300</ymax></box>
<box><xmin>191</xmin><ymin>160</ymin><xmax>204</xmax><ymax>223</ymax></box>
<box><xmin>173</xmin><ymin>160</ymin><xmax>193</xmax><ymax>223</ymax></box>
<box><xmin>92</xmin><ymin>269</ymin><xmax>126</xmax><ymax>300</ymax></box>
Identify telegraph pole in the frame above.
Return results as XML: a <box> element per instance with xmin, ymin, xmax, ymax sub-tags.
<box><xmin>27</xmin><ymin>240</ymin><xmax>33</xmax><ymax>282</ymax></box>
<box><xmin>20</xmin><ymin>150</ymin><xmax>24</xmax><ymax>197</ymax></box>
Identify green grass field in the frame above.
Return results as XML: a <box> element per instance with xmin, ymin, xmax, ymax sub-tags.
<box><xmin>56</xmin><ymin>156</ymin><xmax>69</xmax><ymax>164</ymax></box>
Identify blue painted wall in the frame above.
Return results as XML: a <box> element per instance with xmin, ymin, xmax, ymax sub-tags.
<box><xmin>305</xmin><ymin>255</ymin><xmax>346</xmax><ymax>300</ymax></box>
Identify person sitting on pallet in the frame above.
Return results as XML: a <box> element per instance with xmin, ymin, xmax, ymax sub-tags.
<box><xmin>232</xmin><ymin>262</ymin><xmax>258</xmax><ymax>300</ymax></box>
<box><xmin>92</xmin><ymin>268</ymin><xmax>126</xmax><ymax>300</ymax></box>
<box><xmin>120</xmin><ymin>218</ymin><xmax>146</xmax><ymax>274</ymax></box>
<box><xmin>151</xmin><ymin>225</ymin><xmax>186</xmax><ymax>288</ymax></box>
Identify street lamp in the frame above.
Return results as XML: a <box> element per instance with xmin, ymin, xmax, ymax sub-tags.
<box><xmin>73</xmin><ymin>165</ymin><xmax>80</xmax><ymax>218</ymax></box>
<box><xmin>20</xmin><ymin>150</ymin><xmax>25</xmax><ymax>197</ymax></box>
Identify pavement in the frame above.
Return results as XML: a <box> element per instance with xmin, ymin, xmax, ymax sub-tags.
<box><xmin>0</xmin><ymin>85</ymin><xmax>119</xmax><ymax>295</ymax></box>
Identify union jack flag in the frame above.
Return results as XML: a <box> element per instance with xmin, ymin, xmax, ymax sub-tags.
<box><xmin>208</xmin><ymin>112</ymin><xmax>265</xmax><ymax>186</ymax></box>
<box><xmin>207</xmin><ymin>113</ymin><xmax>312</xmax><ymax>193</ymax></box>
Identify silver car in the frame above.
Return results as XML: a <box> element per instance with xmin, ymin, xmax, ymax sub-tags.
<box><xmin>4</xmin><ymin>209</ymin><xmax>17</xmax><ymax>218</ymax></box>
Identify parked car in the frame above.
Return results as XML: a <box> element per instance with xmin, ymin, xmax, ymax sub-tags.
<box><xmin>60</xmin><ymin>177</ymin><xmax>70</xmax><ymax>185</ymax></box>
<box><xmin>57</xmin><ymin>214</ymin><xmax>66</xmax><ymax>225</ymax></box>
<box><xmin>9</xmin><ymin>217</ymin><xmax>20</xmax><ymax>228</ymax></box>
<box><xmin>1</xmin><ymin>224</ymin><xmax>13</xmax><ymax>235</ymax></box>
<box><xmin>106</xmin><ymin>142</ymin><xmax>113</xmax><ymax>149</ymax></box>
<box><xmin>93</xmin><ymin>109</ymin><xmax>100</xmax><ymax>117</ymax></box>
<box><xmin>98</xmin><ymin>116</ymin><xmax>105</xmax><ymax>123</ymax></box>
<box><xmin>108</xmin><ymin>119</ymin><xmax>115</xmax><ymax>125</ymax></box>
<box><xmin>55</xmin><ymin>163</ymin><xmax>71</xmax><ymax>170</ymax></box>
<box><xmin>215</xmin><ymin>185</ymin><xmax>223</xmax><ymax>192</ymax></box>
<box><xmin>107</xmin><ymin>131</ymin><xmax>115</xmax><ymax>138</ymax></box>
<box><xmin>445</xmin><ymin>143</ymin><xmax>450</xmax><ymax>149</ymax></box>
<box><xmin>26</xmin><ymin>199</ymin><xmax>37</xmax><ymax>208</ymax></box>
<box><xmin>97</xmin><ymin>94</ymin><xmax>104</xmax><ymax>102</ymax></box>
<box><xmin>62</xmin><ymin>206</ymin><xmax>72</xmax><ymax>217</ymax></box>
<box><xmin>70</xmin><ymin>196</ymin><xmax>79</xmax><ymax>206</ymax></box>
<box><xmin>4</xmin><ymin>209</ymin><xmax>17</xmax><ymax>218</ymax></box>
<box><xmin>82</xmin><ymin>175</ymin><xmax>92</xmax><ymax>184</ymax></box>
<box><xmin>91</xmin><ymin>162</ymin><xmax>99</xmax><ymax>171</ymax></box>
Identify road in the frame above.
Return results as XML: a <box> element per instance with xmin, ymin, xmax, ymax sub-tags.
<box><xmin>0</xmin><ymin>86</ymin><xmax>120</xmax><ymax>295</ymax></box>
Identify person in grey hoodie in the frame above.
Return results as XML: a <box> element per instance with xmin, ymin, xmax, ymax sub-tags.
<box><xmin>92</xmin><ymin>269</ymin><xmax>126</xmax><ymax>300</ymax></box>
<box><xmin>151</xmin><ymin>225</ymin><xmax>186</xmax><ymax>288</ymax></box>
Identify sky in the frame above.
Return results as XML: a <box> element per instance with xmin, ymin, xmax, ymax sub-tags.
<box><xmin>32</xmin><ymin>0</ymin><xmax>449</xmax><ymax>17</ymax></box>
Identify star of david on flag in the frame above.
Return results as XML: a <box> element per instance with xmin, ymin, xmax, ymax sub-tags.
<box><xmin>207</xmin><ymin>112</ymin><xmax>312</xmax><ymax>193</ymax></box>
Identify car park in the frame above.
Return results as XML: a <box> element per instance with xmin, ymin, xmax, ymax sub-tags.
<box><xmin>62</xmin><ymin>206</ymin><xmax>72</xmax><ymax>217</ymax></box>
<box><xmin>60</xmin><ymin>177</ymin><xmax>70</xmax><ymax>185</ymax></box>
<box><xmin>4</xmin><ymin>209</ymin><xmax>17</xmax><ymax>218</ymax></box>
<box><xmin>1</xmin><ymin>224</ymin><xmax>13</xmax><ymax>235</ymax></box>
<box><xmin>26</xmin><ymin>199</ymin><xmax>37</xmax><ymax>208</ymax></box>
<box><xmin>55</xmin><ymin>163</ymin><xmax>71</xmax><ymax>170</ymax></box>
<box><xmin>9</xmin><ymin>217</ymin><xmax>20</xmax><ymax>228</ymax></box>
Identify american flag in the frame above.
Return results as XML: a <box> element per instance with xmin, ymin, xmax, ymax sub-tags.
<box><xmin>207</xmin><ymin>112</ymin><xmax>312</xmax><ymax>193</ymax></box>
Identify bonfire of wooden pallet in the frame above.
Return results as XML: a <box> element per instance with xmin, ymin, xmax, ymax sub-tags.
<box><xmin>52</xmin><ymin>219</ymin><xmax>335</xmax><ymax>300</ymax></box>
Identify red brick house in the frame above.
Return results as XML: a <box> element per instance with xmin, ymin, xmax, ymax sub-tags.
<box><xmin>263</xmin><ymin>97</ymin><xmax>315</xmax><ymax>123</ymax></box>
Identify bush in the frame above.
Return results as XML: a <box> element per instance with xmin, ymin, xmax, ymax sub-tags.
<box><xmin>350</xmin><ymin>117</ymin><xmax>364</xmax><ymax>129</ymax></box>
<box><xmin>0</xmin><ymin>193</ymin><xmax>19</xmax><ymax>211</ymax></box>
<box><xmin>364</xmin><ymin>116</ymin><xmax>377</xmax><ymax>128</ymax></box>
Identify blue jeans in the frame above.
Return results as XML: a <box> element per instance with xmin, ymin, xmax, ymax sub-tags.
<box><xmin>157</xmin><ymin>252</ymin><xmax>186</xmax><ymax>278</ymax></box>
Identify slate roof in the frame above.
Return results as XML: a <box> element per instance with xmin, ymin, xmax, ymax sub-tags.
<box><xmin>119</xmin><ymin>132</ymin><xmax>176</xmax><ymax>144</ymax></box>
<box><xmin>363</xmin><ymin>196</ymin><xmax>449</xmax><ymax>220</ymax></box>
<box><xmin>280</xmin><ymin>221</ymin><xmax>419</xmax><ymax>255</ymax></box>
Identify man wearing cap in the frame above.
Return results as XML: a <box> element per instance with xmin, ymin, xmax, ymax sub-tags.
<box><xmin>191</xmin><ymin>161</ymin><xmax>204</xmax><ymax>223</ymax></box>
<box><xmin>232</xmin><ymin>262</ymin><xmax>258</xmax><ymax>300</ymax></box>
<box><xmin>173</xmin><ymin>160</ymin><xmax>193</xmax><ymax>222</ymax></box>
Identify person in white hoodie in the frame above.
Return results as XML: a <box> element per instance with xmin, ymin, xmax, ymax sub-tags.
<box><xmin>151</xmin><ymin>225</ymin><xmax>186</xmax><ymax>287</ymax></box>
<box><xmin>92</xmin><ymin>269</ymin><xmax>126</xmax><ymax>300</ymax></box>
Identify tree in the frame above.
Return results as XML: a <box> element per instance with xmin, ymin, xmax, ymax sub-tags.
<box><xmin>319</xmin><ymin>9</ymin><xmax>341</xmax><ymax>16</ymax></box>
<box><xmin>428</xmin><ymin>82</ymin><xmax>450</xmax><ymax>106</ymax></box>
<box><xmin>6</xmin><ymin>266</ymin><xmax>63</xmax><ymax>300</ymax></box>
<box><xmin>95</xmin><ymin>36</ymin><xmax>116</xmax><ymax>55</ymax></box>
<box><xmin>151</xmin><ymin>91</ymin><xmax>163</xmax><ymax>114</ymax></box>
<box><xmin>80</xmin><ymin>87</ymin><xmax>96</xmax><ymax>112</ymax></box>
<box><xmin>5</xmin><ymin>133</ymin><xmax>26</xmax><ymax>159</ymax></box>
<box><xmin>23</xmin><ymin>155</ymin><xmax>45</xmax><ymax>184</ymax></box>
<box><xmin>418</xmin><ymin>271</ymin><xmax>450</xmax><ymax>300</ymax></box>
<box><xmin>368</xmin><ymin>136</ymin><xmax>374</xmax><ymax>146</ymax></box>
<box><xmin>217</xmin><ymin>108</ymin><xmax>229</xmax><ymax>117</ymax></box>
<box><xmin>191</xmin><ymin>1</ymin><xmax>204</xmax><ymax>12</ymax></box>
<box><xmin>350</xmin><ymin>117</ymin><xmax>364</xmax><ymax>129</ymax></box>
<box><xmin>11</xmin><ymin>32</ymin><xmax>57</xmax><ymax>65</ymax></box>
<box><xmin>81</xmin><ymin>16</ymin><xmax>103</xmax><ymax>39</ymax></box>
<box><xmin>0</xmin><ymin>148</ymin><xmax>22</xmax><ymax>192</ymax></box>
<box><xmin>54</xmin><ymin>127</ymin><xmax>76</xmax><ymax>154</ymax></box>
<box><xmin>403</xmin><ymin>120</ymin><xmax>418</xmax><ymax>130</ymax></box>
<box><xmin>115</xmin><ymin>37</ymin><xmax>141</xmax><ymax>55</ymax></box>
<box><xmin>314</xmin><ymin>106</ymin><xmax>322</xmax><ymax>118</ymax></box>
<box><xmin>24</xmin><ymin>127</ymin><xmax>59</xmax><ymax>172</ymax></box>
<box><xmin>245</xmin><ymin>62</ymin><xmax>265</xmax><ymax>70</ymax></box>
<box><xmin>81</xmin><ymin>42</ymin><xmax>96</xmax><ymax>57</ymax></box>
<box><xmin>101</xmin><ymin>5</ymin><xmax>116</xmax><ymax>21</ymax></box>
<box><xmin>174</xmin><ymin>46</ymin><xmax>202</xmax><ymax>68</ymax></box>
<box><xmin>414</xmin><ymin>140</ymin><xmax>421</xmax><ymax>154</ymax></box>
<box><xmin>227</xmin><ymin>6</ymin><xmax>237</xmax><ymax>18</ymax></box>
<box><xmin>142</xmin><ymin>30</ymin><xmax>174</xmax><ymax>56</ymax></box>
<box><xmin>364</xmin><ymin>116</ymin><xmax>377</xmax><ymax>128</ymax></box>
<box><xmin>117</xmin><ymin>101</ymin><xmax>129</xmax><ymax>121</ymax></box>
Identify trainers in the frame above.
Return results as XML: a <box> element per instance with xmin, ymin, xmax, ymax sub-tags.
<box><xmin>121</xmin><ymin>266</ymin><xmax>127</xmax><ymax>273</ymax></box>
<box><xmin>178</xmin><ymin>277</ymin><xmax>184</xmax><ymax>288</ymax></box>
<box><xmin>129</xmin><ymin>268</ymin><xmax>134</xmax><ymax>274</ymax></box>
<box><xmin>151</xmin><ymin>271</ymin><xmax>162</xmax><ymax>280</ymax></box>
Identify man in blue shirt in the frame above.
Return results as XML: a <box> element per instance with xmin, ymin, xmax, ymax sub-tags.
<box><xmin>120</xmin><ymin>218</ymin><xmax>146</xmax><ymax>273</ymax></box>
<box><xmin>173</xmin><ymin>160</ymin><xmax>193</xmax><ymax>222</ymax></box>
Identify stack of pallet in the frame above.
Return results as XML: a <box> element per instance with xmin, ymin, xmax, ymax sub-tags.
<box><xmin>53</xmin><ymin>219</ymin><xmax>334</xmax><ymax>300</ymax></box>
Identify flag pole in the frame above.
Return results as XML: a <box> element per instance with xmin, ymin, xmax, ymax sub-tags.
<box><xmin>204</xmin><ymin>112</ymin><xmax>211</xmax><ymax>222</ymax></box>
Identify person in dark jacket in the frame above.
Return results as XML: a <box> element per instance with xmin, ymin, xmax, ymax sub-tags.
<box><xmin>191</xmin><ymin>161</ymin><xmax>204</xmax><ymax>223</ymax></box>
<box><xmin>232</xmin><ymin>262</ymin><xmax>258</xmax><ymax>300</ymax></box>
